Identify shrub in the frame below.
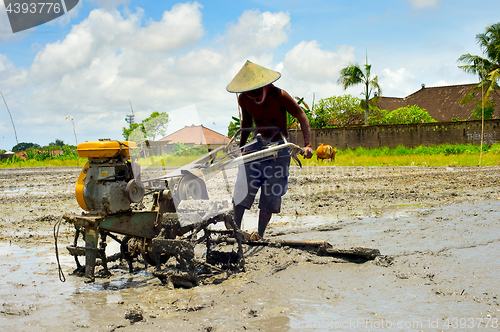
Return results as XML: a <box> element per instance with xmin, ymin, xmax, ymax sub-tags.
<box><xmin>368</xmin><ymin>105</ymin><xmax>436</xmax><ymax>125</ymax></box>
<box><xmin>311</xmin><ymin>95</ymin><xmax>364</xmax><ymax>128</ymax></box>
<box><xmin>471</xmin><ymin>100</ymin><xmax>496</xmax><ymax>120</ymax></box>
<box><xmin>367</xmin><ymin>107</ymin><xmax>389</xmax><ymax>125</ymax></box>
<box><xmin>172</xmin><ymin>142</ymin><xmax>206</xmax><ymax>157</ymax></box>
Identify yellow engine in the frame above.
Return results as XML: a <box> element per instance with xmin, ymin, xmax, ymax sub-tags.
<box><xmin>75</xmin><ymin>139</ymin><xmax>144</xmax><ymax>215</ymax></box>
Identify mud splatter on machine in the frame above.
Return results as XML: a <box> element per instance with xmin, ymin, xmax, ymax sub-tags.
<box><xmin>62</xmin><ymin>131</ymin><xmax>380</xmax><ymax>287</ymax></box>
<box><xmin>64</xmin><ymin>138</ymin><xmax>242</xmax><ymax>287</ymax></box>
<box><xmin>75</xmin><ymin>140</ymin><xmax>144</xmax><ymax>215</ymax></box>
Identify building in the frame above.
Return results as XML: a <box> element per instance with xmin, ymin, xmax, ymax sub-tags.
<box><xmin>152</xmin><ymin>125</ymin><xmax>231</xmax><ymax>155</ymax></box>
<box><xmin>0</xmin><ymin>151</ymin><xmax>14</xmax><ymax>162</ymax></box>
<box><xmin>376</xmin><ymin>83</ymin><xmax>500</xmax><ymax>121</ymax></box>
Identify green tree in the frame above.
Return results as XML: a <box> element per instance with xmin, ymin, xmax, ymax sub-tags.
<box><xmin>338</xmin><ymin>54</ymin><xmax>381</xmax><ymax>125</ymax></box>
<box><xmin>227</xmin><ymin>116</ymin><xmax>255</xmax><ymax>142</ymax></box>
<box><xmin>49</xmin><ymin>139</ymin><xmax>65</xmax><ymax>147</ymax></box>
<box><xmin>366</xmin><ymin>107</ymin><xmax>389</xmax><ymax>125</ymax></box>
<box><xmin>227</xmin><ymin>116</ymin><xmax>240</xmax><ymax>139</ymax></box>
<box><xmin>123</xmin><ymin>123</ymin><xmax>142</xmax><ymax>141</ymax></box>
<box><xmin>122</xmin><ymin>111</ymin><xmax>170</xmax><ymax>141</ymax></box>
<box><xmin>61</xmin><ymin>145</ymin><xmax>78</xmax><ymax>159</ymax></box>
<box><xmin>311</xmin><ymin>95</ymin><xmax>363</xmax><ymax>127</ymax></box>
<box><xmin>172</xmin><ymin>142</ymin><xmax>205</xmax><ymax>156</ymax></box>
<box><xmin>386</xmin><ymin>105</ymin><xmax>436</xmax><ymax>124</ymax></box>
<box><xmin>143</xmin><ymin>111</ymin><xmax>170</xmax><ymax>141</ymax></box>
<box><xmin>471</xmin><ymin>100</ymin><xmax>496</xmax><ymax>120</ymax></box>
<box><xmin>288</xmin><ymin>97</ymin><xmax>313</xmax><ymax>129</ymax></box>
<box><xmin>367</xmin><ymin>105</ymin><xmax>436</xmax><ymax>125</ymax></box>
<box><xmin>12</xmin><ymin>142</ymin><xmax>40</xmax><ymax>152</ymax></box>
<box><xmin>457</xmin><ymin>22</ymin><xmax>500</xmax><ymax>113</ymax></box>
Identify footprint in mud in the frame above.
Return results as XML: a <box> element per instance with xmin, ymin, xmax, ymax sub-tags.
<box><xmin>125</xmin><ymin>308</ymin><xmax>144</xmax><ymax>324</ymax></box>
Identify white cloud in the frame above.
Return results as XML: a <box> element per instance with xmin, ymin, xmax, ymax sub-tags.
<box><xmin>408</xmin><ymin>0</ymin><xmax>442</xmax><ymax>9</ymax></box>
<box><xmin>380</xmin><ymin>67</ymin><xmax>416</xmax><ymax>96</ymax></box>
<box><xmin>434</xmin><ymin>80</ymin><xmax>449</xmax><ymax>86</ymax></box>
<box><xmin>7</xmin><ymin>1</ymin><xmax>470</xmax><ymax>149</ymax></box>
<box><xmin>277</xmin><ymin>41</ymin><xmax>356</xmax><ymax>100</ymax></box>
<box><xmin>30</xmin><ymin>9</ymin><xmax>139</xmax><ymax>82</ymax></box>
<box><xmin>121</xmin><ymin>2</ymin><xmax>204</xmax><ymax>53</ymax></box>
<box><xmin>226</xmin><ymin>9</ymin><xmax>290</xmax><ymax>56</ymax></box>
<box><xmin>30</xmin><ymin>2</ymin><xmax>204</xmax><ymax>82</ymax></box>
<box><xmin>0</xmin><ymin>4</ymin><xmax>300</xmax><ymax>148</ymax></box>
<box><xmin>0</xmin><ymin>54</ymin><xmax>8</xmax><ymax>72</ymax></box>
<box><xmin>282</xmin><ymin>41</ymin><xmax>355</xmax><ymax>82</ymax></box>
<box><xmin>0</xmin><ymin>54</ymin><xmax>28</xmax><ymax>89</ymax></box>
<box><xmin>0</xmin><ymin>121</ymin><xmax>7</xmax><ymax>133</ymax></box>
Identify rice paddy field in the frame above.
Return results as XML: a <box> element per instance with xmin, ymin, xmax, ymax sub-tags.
<box><xmin>1</xmin><ymin>142</ymin><xmax>499</xmax><ymax>168</ymax></box>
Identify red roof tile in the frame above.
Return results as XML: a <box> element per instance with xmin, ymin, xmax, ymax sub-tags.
<box><xmin>376</xmin><ymin>83</ymin><xmax>500</xmax><ymax>121</ymax></box>
<box><xmin>159</xmin><ymin>125</ymin><xmax>230</xmax><ymax>145</ymax></box>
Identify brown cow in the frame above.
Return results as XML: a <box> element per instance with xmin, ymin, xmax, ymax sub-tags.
<box><xmin>316</xmin><ymin>143</ymin><xmax>337</xmax><ymax>162</ymax></box>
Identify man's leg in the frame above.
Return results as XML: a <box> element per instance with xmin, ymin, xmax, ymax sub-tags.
<box><xmin>234</xmin><ymin>204</ymin><xmax>246</xmax><ymax>229</ymax></box>
<box><xmin>258</xmin><ymin>210</ymin><xmax>272</xmax><ymax>237</ymax></box>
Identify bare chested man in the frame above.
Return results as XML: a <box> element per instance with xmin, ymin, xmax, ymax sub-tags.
<box><xmin>226</xmin><ymin>60</ymin><xmax>313</xmax><ymax>238</ymax></box>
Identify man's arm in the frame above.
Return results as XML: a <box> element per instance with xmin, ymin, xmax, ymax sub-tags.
<box><xmin>280</xmin><ymin>91</ymin><xmax>313</xmax><ymax>158</ymax></box>
<box><xmin>295</xmin><ymin>111</ymin><xmax>312</xmax><ymax>147</ymax></box>
<box><xmin>238</xmin><ymin>101</ymin><xmax>253</xmax><ymax>148</ymax></box>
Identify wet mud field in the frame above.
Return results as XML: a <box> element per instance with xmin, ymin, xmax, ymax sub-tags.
<box><xmin>1</xmin><ymin>166</ymin><xmax>500</xmax><ymax>331</ymax></box>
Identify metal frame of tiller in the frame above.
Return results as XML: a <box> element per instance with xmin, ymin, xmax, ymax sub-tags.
<box><xmin>62</xmin><ymin>127</ymin><xmax>380</xmax><ymax>287</ymax></box>
<box><xmin>63</xmin><ymin>192</ymin><xmax>244</xmax><ymax>287</ymax></box>
<box><xmin>62</xmin><ymin>127</ymin><xmax>299</xmax><ymax>286</ymax></box>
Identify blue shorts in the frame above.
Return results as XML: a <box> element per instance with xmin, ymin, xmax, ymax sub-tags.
<box><xmin>233</xmin><ymin>140</ymin><xmax>291</xmax><ymax>213</ymax></box>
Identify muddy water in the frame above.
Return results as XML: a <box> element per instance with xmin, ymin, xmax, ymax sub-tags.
<box><xmin>1</xmin><ymin>200</ymin><xmax>499</xmax><ymax>331</ymax></box>
<box><xmin>1</xmin><ymin>166</ymin><xmax>500</xmax><ymax>331</ymax></box>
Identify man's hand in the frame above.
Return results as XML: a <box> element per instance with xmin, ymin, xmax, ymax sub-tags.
<box><xmin>303</xmin><ymin>146</ymin><xmax>313</xmax><ymax>159</ymax></box>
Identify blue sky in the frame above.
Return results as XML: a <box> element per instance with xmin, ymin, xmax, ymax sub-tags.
<box><xmin>0</xmin><ymin>0</ymin><xmax>499</xmax><ymax>150</ymax></box>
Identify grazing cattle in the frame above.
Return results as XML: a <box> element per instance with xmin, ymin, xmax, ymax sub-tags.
<box><xmin>316</xmin><ymin>143</ymin><xmax>337</xmax><ymax>162</ymax></box>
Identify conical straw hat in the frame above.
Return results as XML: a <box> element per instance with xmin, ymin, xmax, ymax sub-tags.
<box><xmin>226</xmin><ymin>60</ymin><xmax>281</xmax><ymax>93</ymax></box>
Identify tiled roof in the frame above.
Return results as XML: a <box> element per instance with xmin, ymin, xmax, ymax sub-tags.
<box><xmin>159</xmin><ymin>125</ymin><xmax>230</xmax><ymax>144</ymax></box>
<box><xmin>376</xmin><ymin>83</ymin><xmax>500</xmax><ymax>121</ymax></box>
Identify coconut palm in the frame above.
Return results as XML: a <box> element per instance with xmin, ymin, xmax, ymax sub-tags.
<box><xmin>458</xmin><ymin>22</ymin><xmax>500</xmax><ymax>108</ymax></box>
<box><xmin>337</xmin><ymin>55</ymin><xmax>381</xmax><ymax>125</ymax></box>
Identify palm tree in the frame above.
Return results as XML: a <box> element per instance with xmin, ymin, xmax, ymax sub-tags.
<box><xmin>337</xmin><ymin>54</ymin><xmax>381</xmax><ymax>125</ymax></box>
<box><xmin>457</xmin><ymin>22</ymin><xmax>500</xmax><ymax>108</ymax></box>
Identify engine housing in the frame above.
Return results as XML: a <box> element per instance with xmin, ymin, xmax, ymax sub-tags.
<box><xmin>76</xmin><ymin>140</ymin><xmax>144</xmax><ymax>215</ymax></box>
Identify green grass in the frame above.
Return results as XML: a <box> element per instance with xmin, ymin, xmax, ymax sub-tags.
<box><xmin>298</xmin><ymin>143</ymin><xmax>500</xmax><ymax>167</ymax></box>
<box><xmin>0</xmin><ymin>157</ymin><xmax>87</xmax><ymax>168</ymax></box>
<box><xmin>2</xmin><ymin>143</ymin><xmax>500</xmax><ymax>168</ymax></box>
<box><xmin>134</xmin><ymin>153</ymin><xmax>205</xmax><ymax>167</ymax></box>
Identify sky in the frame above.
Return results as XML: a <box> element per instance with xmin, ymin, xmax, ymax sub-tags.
<box><xmin>0</xmin><ymin>0</ymin><xmax>499</xmax><ymax>151</ymax></box>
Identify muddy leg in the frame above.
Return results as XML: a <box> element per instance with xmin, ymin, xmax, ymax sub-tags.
<box><xmin>233</xmin><ymin>205</ymin><xmax>245</xmax><ymax>229</ymax></box>
<box><xmin>258</xmin><ymin>210</ymin><xmax>272</xmax><ymax>238</ymax></box>
<box><xmin>226</xmin><ymin>205</ymin><xmax>245</xmax><ymax>230</ymax></box>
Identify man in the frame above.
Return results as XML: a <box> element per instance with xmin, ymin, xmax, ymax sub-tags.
<box><xmin>226</xmin><ymin>60</ymin><xmax>313</xmax><ymax>238</ymax></box>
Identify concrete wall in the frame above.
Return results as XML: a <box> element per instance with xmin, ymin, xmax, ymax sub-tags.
<box><xmin>289</xmin><ymin>119</ymin><xmax>500</xmax><ymax>149</ymax></box>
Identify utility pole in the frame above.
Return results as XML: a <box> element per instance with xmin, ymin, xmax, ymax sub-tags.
<box><xmin>125</xmin><ymin>99</ymin><xmax>135</xmax><ymax>126</ymax></box>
